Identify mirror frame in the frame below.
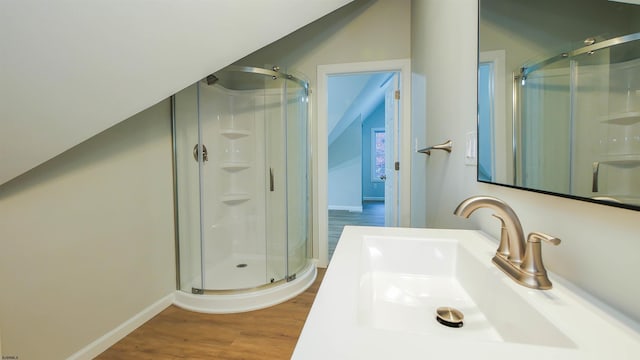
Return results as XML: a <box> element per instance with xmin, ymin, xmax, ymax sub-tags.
<box><xmin>476</xmin><ymin>0</ymin><xmax>640</xmax><ymax>212</ymax></box>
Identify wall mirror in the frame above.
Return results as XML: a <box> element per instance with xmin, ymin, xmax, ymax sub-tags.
<box><xmin>478</xmin><ymin>0</ymin><xmax>640</xmax><ymax>210</ymax></box>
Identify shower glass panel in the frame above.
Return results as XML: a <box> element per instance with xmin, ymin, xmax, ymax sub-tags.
<box><xmin>173</xmin><ymin>84</ymin><xmax>203</xmax><ymax>292</ymax></box>
<box><xmin>569</xmin><ymin>48</ymin><xmax>611</xmax><ymax>199</ymax></box>
<box><xmin>173</xmin><ymin>65</ymin><xmax>311</xmax><ymax>294</ymax></box>
<box><xmin>198</xmin><ymin>75</ymin><xmax>272</xmax><ymax>290</ymax></box>
<box><xmin>518</xmin><ymin>57</ymin><xmax>572</xmax><ymax>192</ymax></box>
<box><xmin>285</xmin><ymin>75</ymin><xmax>310</xmax><ymax>277</ymax></box>
<box><xmin>264</xmin><ymin>74</ymin><xmax>288</xmax><ymax>285</ymax></box>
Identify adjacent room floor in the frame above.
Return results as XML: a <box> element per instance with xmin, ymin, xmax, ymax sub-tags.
<box><xmin>328</xmin><ymin>200</ymin><xmax>385</xmax><ymax>260</ymax></box>
<box><xmin>97</xmin><ymin>269</ymin><xmax>325</xmax><ymax>360</ymax></box>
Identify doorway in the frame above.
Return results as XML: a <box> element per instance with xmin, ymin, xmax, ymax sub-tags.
<box><xmin>316</xmin><ymin>59</ymin><xmax>411</xmax><ymax>266</ymax></box>
<box><xmin>326</xmin><ymin>71</ymin><xmax>397</xmax><ymax>259</ymax></box>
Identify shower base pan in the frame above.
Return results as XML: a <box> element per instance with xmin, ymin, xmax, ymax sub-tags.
<box><xmin>173</xmin><ymin>263</ymin><xmax>317</xmax><ymax>313</ymax></box>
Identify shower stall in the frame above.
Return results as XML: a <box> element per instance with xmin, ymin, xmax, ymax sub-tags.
<box><xmin>172</xmin><ymin>65</ymin><xmax>315</xmax><ymax>313</ymax></box>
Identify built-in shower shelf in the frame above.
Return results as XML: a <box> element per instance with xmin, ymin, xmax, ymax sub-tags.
<box><xmin>220</xmin><ymin>129</ymin><xmax>251</xmax><ymax>139</ymax></box>
<box><xmin>221</xmin><ymin>193</ymin><xmax>251</xmax><ymax>204</ymax></box>
<box><xmin>600</xmin><ymin>112</ymin><xmax>640</xmax><ymax>125</ymax></box>
<box><xmin>598</xmin><ymin>156</ymin><xmax>640</xmax><ymax>168</ymax></box>
<box><xmin>220</xmin><ymin>161</ymin><xmax>251</xmax><ymax>171</ymax></box>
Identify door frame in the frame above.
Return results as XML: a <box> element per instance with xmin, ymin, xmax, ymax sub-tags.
<box><xmin>479</xmin><ymin>50</ymin><xmax>507</xmax><ymax>184</ymax></box>
<box><xmin>316</xmin><ymin>59</ymin><xmax>411</xmax><ymax>267</ymax></box>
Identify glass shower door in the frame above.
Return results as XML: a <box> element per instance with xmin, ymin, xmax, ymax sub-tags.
<box><xmin>264</xmin><ymin>77</ymin><xmax>288</xmax><ymax>285</ymax></box>
<box><xmin>199</xmin><ymin>75</ymin><xmax>270</xmax><ymax>290</ymax></box>
<box><xmin>519</xmin><ymin>58</ymin><xmax>572</xmax><ymax>193</ymax></box>
<box><xmin>285</xmin><ymin>79</ymin><xmax>310</xmax><ymax>278</ymax></box>
<box><xmin>570</xmin><ymin>48</ymin><xmax>611</xmax><ymax>199</ymax></box>
<box><xmin>173</xmin><ymin>83</ymin><xmax>204</xmax><ymax>293</ymax></box>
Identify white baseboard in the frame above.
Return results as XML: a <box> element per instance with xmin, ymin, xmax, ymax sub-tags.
<box><xmin>68</xmin><ymin>293</ymin><xmax>174</xmax><ymax>360</ymax></box>
<box><xmin>328</xmin><ymin>205</ymin><xmax>363</xmax><ymax>212</ymax></box>
<box><xmin>363</xmin><ymin>197</ymin><xmax>384</xmax><ymax>201</ymax></box>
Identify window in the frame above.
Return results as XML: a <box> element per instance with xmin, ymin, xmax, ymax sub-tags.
<box><xmin>372</xmin><ymin>128</ymin><xmax>385</xmax><ymax>182</ymax></box>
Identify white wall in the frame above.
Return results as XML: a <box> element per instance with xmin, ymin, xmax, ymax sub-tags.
<box><xmin>0</xmin><ymin>100</ymin><xmax>175</xmax><ymax>359</ymax></box>
<box><xmin>412</xmin><ymin>0</ymin><xmax>640</xmax><ymax>323</ymax></box>
<box><xmin>0</xmin><ymin>0</ymin><xmax>353</xmax><ymax>186</ymax></box>
<box><xmin>329</xmin><ymin>118</ymin><xmax>363</xmax><ymax>211</ymax></box>
<box><xmin>410</xmin><ymin>72</ymin><xmax>428</xmax><ymax>228</ymax></box>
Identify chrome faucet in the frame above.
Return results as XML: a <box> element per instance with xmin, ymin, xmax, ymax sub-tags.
<box><xmin>454</xmin><ymin>195</ymin><xmax>560</xmax><ymax>290</ymax></box>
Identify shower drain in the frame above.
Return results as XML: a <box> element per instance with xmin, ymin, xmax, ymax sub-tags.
<box><xmin>236</xmin><ymin>263</ymin><xmax>248</xmax><ymax>268</ymax></box>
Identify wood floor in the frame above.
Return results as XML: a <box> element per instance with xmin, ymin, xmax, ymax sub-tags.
<box><xmin>97</xmin><ymin>268</ymin><xmax>325</xmax><ymax>360</ymax></box>
<box><xmin>97</xmin><ymin>203</ymin><xmax>382</xmax><ymax>358</ymax></box>
<box><xmin>328</xmin><ymin>201</ymin><xmax>385</xmax><ymax>260</ymax></box>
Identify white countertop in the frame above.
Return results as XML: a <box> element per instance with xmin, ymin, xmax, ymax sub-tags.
<box><xmin>292</xmin><ymin>226</ymin><xmax>640</xmax><ymax>360</ymax></box>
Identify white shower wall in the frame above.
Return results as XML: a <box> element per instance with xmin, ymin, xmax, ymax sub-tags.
<box><xmin>597</xmin><ymin>57</ymin><xmax>640</xmax><ymax>203</ymax></box>
<box><xmin>198</xmin><ymin>84</ymin><xmax>287</xmax><ymax>289</ymax></box>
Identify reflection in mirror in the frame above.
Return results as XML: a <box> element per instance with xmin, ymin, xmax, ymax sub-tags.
<box><xmin>479</xmin><ymin>0</ymin><xmax>640</xmax><ymax>210</ymax></box>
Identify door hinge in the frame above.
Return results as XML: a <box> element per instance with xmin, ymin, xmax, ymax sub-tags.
<box><xmin>395</xmin><ymin>161</ymin><xmax>400</xmax><ymax>171</ymax></box>
<box><xmin>394</xmin><ymin>90</ymin><xmax>400</xmax><ymax>100</ymax></box>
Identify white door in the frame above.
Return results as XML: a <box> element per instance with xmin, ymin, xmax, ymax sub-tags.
<box><xmin>383</xmin><ymin>73</ymin><xmax>399</xmax><ymax>226</ymax></box>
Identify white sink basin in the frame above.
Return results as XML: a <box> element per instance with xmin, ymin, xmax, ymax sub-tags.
<box><xmin>358</xmin><ymin>236</ymin><xmax>573</xmax><ymax>347</ymax></box>
<box><xmin>292</xmin><ymin>226</ymin><xmax>640</xmax><ymax>360</ymax></box>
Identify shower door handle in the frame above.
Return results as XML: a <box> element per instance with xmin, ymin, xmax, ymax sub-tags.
<box><xmin>269</xmin><ymin>168</ymin><xmax>274</xmax><ymax>192</ymax></box>
<box><xmin>193</xmin><ymin>144</ymin><xmax>208</xmax><ymax>163</ymax></box>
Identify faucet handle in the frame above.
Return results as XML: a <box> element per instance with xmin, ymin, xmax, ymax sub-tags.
<box><xmin>528</xmin><ymin>232</ymin><xmax>561</xmax><ymax>246</ymax></box>
<box><xmin>521</xmin><ymin>232</ymin><xmax>561</xmax><ymax>280</ymax></box>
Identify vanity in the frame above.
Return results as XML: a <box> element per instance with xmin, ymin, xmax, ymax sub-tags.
<box><xmin>292</xmin><ymin>226</ymin><xmax>640</xmax><ymax>359</ymax></box>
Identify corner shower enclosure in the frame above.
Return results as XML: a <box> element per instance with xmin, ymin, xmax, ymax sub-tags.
<box><xmin>172</xmin><ymin>65</ymin><xmax>314</xmax><ymax>313</ymax></box>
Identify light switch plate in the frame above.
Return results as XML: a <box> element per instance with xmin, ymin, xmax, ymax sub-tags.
<box><xmin>465</xmin><ymin>131</ymin><xmax>477</xmax><ymax>166</ymax></box>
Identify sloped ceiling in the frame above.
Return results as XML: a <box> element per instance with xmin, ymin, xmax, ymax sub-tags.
<box><xmin>328</xmin><ymin>72</ymin><xmax>390</xmax><ymax>145</ymax></box>
<box><xmin>0</xmin><ymin>0</ymin><xmax>353</xmax><ymax>185</ymax></box>
<box><xmin>328</xmin><ymin>74</ymin><xmax>372</xmax><ymax>136</ymax></box>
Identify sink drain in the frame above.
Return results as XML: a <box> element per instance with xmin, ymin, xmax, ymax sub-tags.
<box><xmin>236</xmin><ymin>263</ymin><xmax>247</xmax><ymax>268</ymax></box>
<box><xmin>436</xmin><ymin>306</ymin><xmax>464</xmax><ymax>328</ymax></box>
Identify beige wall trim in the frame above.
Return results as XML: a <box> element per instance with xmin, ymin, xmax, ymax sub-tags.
<box><xmin>67</xmin><ymin>294</ymin><xmax>174</xmax><ymax>360</ymax></box>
